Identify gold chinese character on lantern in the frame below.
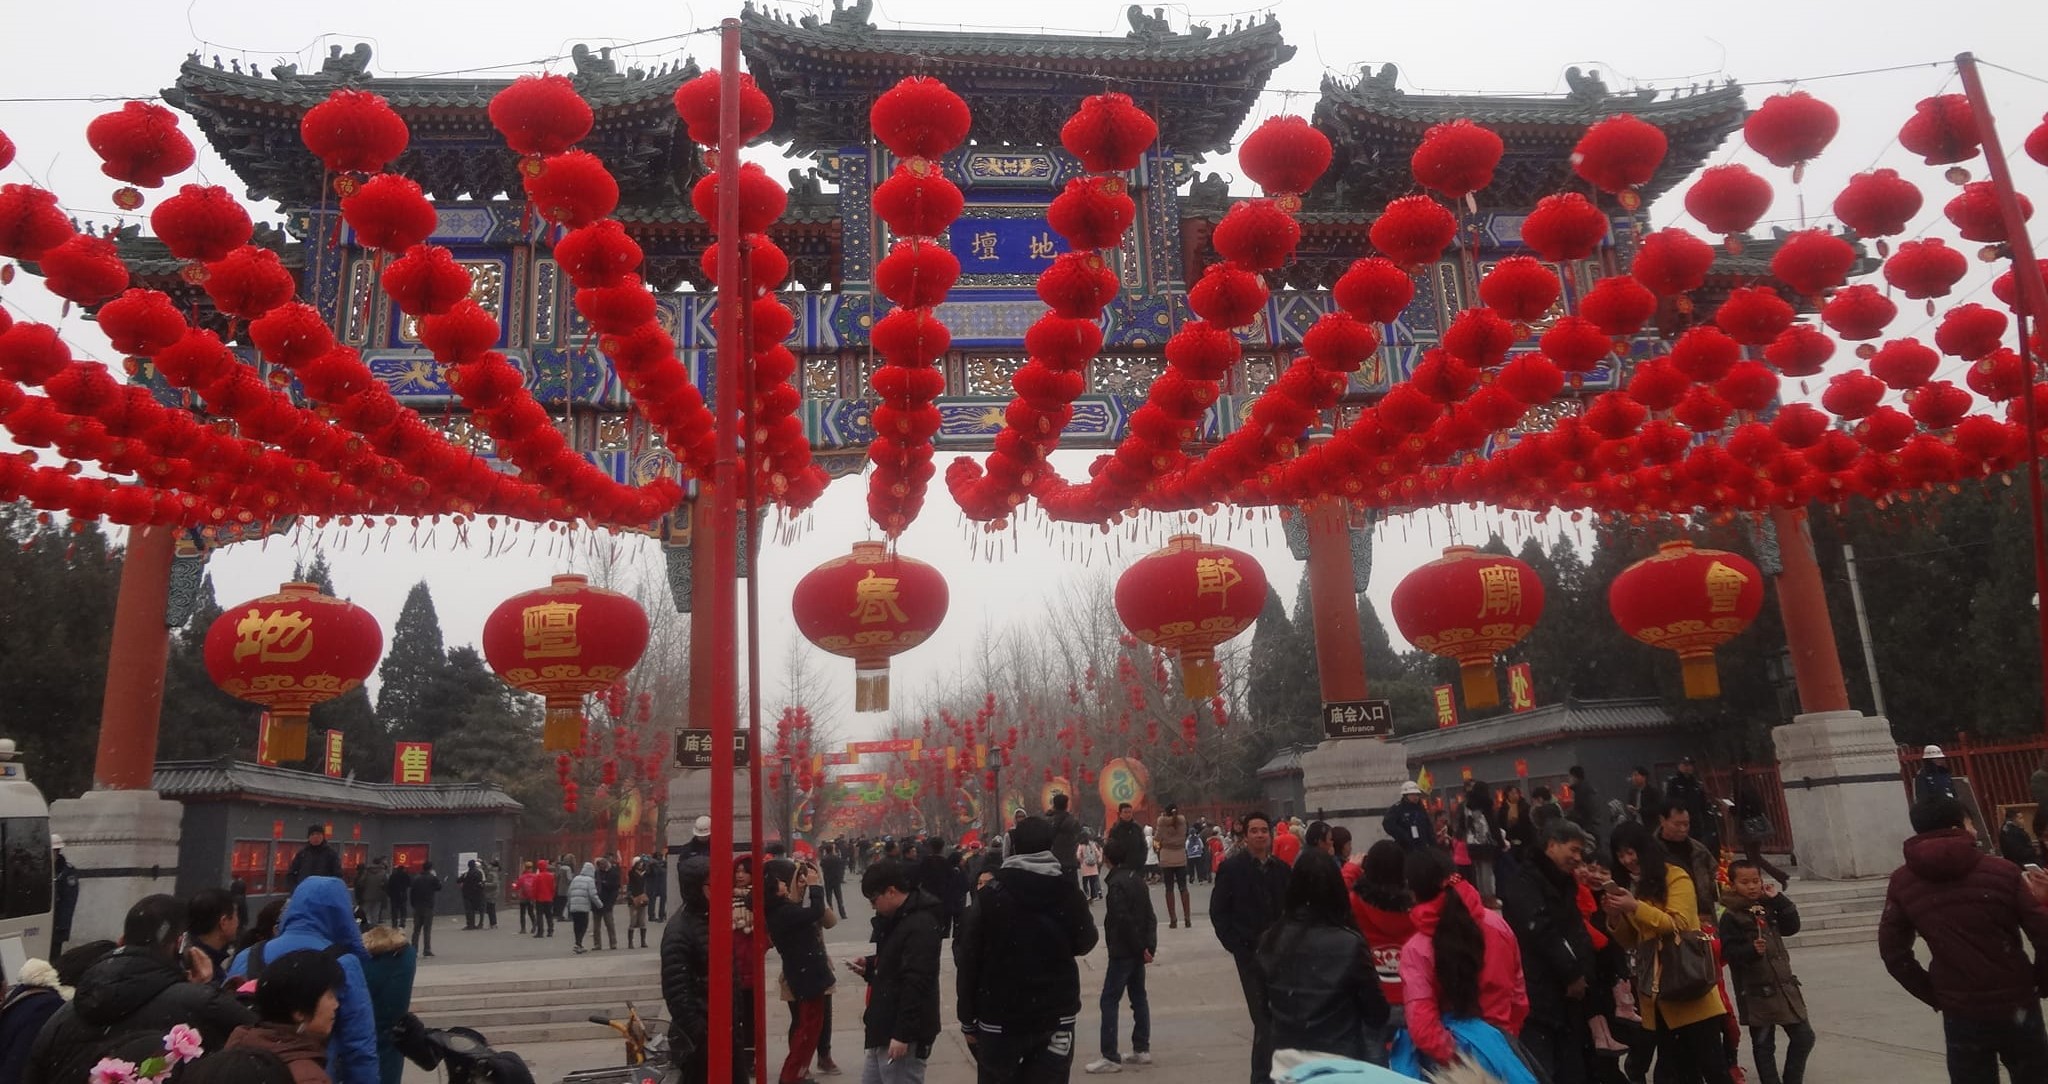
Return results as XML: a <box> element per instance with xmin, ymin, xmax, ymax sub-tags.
<box><xmin>521</xmin><ymin>601</ymin><xmax>583</xmax><ymax>657</ymax></box>
<box><xmin>1476</xmin><ymin>564</ymin><xmax>1524</xmax><ymax>619</ymax></box>
<box><xmin>970</xmin><ymin>232</ymin><xmax>1000</xmax><ymax>261</ymax></box>
<box><xmin>1027</xmin><ymin>231</ymin><xmax>1057</xmax><ymax>259</ymax></box>
<box><xmin>1704</xmin><ymin>561</ymin><xmax>1750</xmax><ymax>614</ymax></box>
<box><xmin>850</xmin><ymin>570</ymin><xmax>909</xmax><ymax>625</ymax></box>
<box><xmin>233</xmin><ymin>608</ymin><xmax>314</xmax><ymax>664</ymax></box>
<box><xmin>1195</xmin><ymin>557</ymin><xmax>1244</xmax><ymax>607</ymax></box>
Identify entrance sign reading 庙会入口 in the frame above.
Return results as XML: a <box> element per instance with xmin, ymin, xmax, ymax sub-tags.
<box><xmin>1322</xmin><ymin>699</ymin><xmax>1391</xmax><ymax>739</ymax></box>
<box><xmin>674</xmin><ymin>728</ymin><xmax>751</xmax><ymax>769</ymax></box>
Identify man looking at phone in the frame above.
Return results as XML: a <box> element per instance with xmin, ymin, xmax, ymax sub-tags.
<box><xmin>850</xmin><ymin>859</ymin><xmax>942</xmax><ymax>1083</ymax></box>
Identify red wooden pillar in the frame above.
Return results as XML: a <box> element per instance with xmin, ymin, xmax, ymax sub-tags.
<box><xmin>92</xmin><ymin>525</ymin><xmax>178</xmax><ymax>790</ymax></box>
<box><xmin>1303</xmin><ymin>499</ymin><xmax>1369</xmax><ymax>703</ymax></box>
<box><xmin>1769</xmin><ymin>506</ymin><xmax>1852</xmax><ymax>715</ymax></box>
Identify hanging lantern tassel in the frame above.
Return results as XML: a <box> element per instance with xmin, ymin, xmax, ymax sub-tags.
<box><xmin>1679</xmin><ymin>652</ymin><xmax>1724</xmax><ymax>700</ymax></box>
<box><xmin>544</xmin><ymin>697</ymin><xmax>586</xmax><ymax>751</ymax></box>
<box><xmin>854</xmin><ymin>658</ymin><xmax>892</xmax><ymax>713</ymax></box>
<box><xmin>1175</xmin><ymin>648</ymin><xmax>1221</xmax><ymax>700</ymax></box>
<box><xmin>1459</xmin><ymin>659</ymin><xmax>1502</xmax><ymax>710</ymax></box>
<box><xmin>268</xmin><ymin>713</ymin><xmax>311</xmax><ymax>762</ymax></box>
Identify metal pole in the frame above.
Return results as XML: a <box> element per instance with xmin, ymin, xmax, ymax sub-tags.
<box><xmin>739</xmin><ymin>239</ymin><xmax>768</xmax><ymax>1084</ymax></box>
<box><xmin>1842</xmin><ymin>545</ymin><xmax>1888</xmax><ymax>719</ymax></box>
<box><xmin>705</xmin><ymin>23</ymin><xmax>743</xmax><ymax>1084</ymax></box>
<box><xmin>1956</xmin><ymin>54</ymin><xmax>2048</xmax><ymax>734</ymax></box>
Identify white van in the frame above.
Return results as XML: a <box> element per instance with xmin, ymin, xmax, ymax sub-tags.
<box><xmin>0</xmin><ymin>739</ymin><xmax>53</xmax><ymax>982</ymax></box>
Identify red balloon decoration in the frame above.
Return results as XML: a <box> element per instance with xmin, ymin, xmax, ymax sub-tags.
<box><xmin>1391</xmin><ymin>546</ymin><xmax>1544</xmax><ymax>709</ymax></box>
<box><xmin>794</xmin><ymin>543</ymin><xmax>949</xmax><ymax>711</ymax></box>
<box><xmin>1608</xmin><ymin>540</ymin><xmax>1763</xmax><ymax>698</ymax></box>
<box><xmin>1744</xmin><ymin>91</ymin><xmax>1839</xmax><ymax>168</ymax></box>
<box><xmin>1113</xmin><ymin>535</ymin><xmax>1265</xmax><ymax>699</ymax></box>
<box><xmin>204</xmin><ymin>581</ymin><xmax>383</xmax><ymax>761</ymax></box>
<box><xmin>483</xmin><ymin>575</ymin><xmax>651</xmax><ymax>751</ymax></box>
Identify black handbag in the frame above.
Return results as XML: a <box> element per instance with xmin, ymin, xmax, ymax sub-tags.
<box><xmin>1634</xmin><ymin>924</ymin><xmax>1718</xmax><ymax>1004</ymax></box>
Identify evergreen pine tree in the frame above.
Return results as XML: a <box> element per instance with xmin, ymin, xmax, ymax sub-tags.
<box><xmin>293</xmin><ymin>554</ymin><xmax>392</xmax><ymax>776</ymax></box>
<box><xmin>376</xmin><ymin>581</ymin><xmax>448</xmax><ymax>741</ymax></box>
<box><xmin>158</xmin><ymin>574</ymin><xmax>261</xmax><ymax>762</ymax></box>
<box><xmin>0</xmin><ymin>506</ymin><xmax>121</xmax><ymax>798</ymax></box>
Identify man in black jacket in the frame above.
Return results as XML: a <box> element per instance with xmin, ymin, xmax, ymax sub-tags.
<box><xmin>764</xmin><ymin>857</ymin><xmax>834</xmax><ymax>1084</ymax></box>
<box><xmin>1087</xmin><ymin>834</ymin><xmax>1157</xmax><ymax>1073</ymax></box>
<box><xmin>286</xmin><ymin>823</ymin><xmax>343</xmax><ymax>888</ymax></box>
<box><xmin>1048</xmin><ymin>794</ymin><xmax>1085</xmax><ymax>881</ymax></box>
<box><xmin>852</xmin><ymin>859</ymin><xmax>942</xmax><ymax>1083</ymax></box>
<box><xmin>918</xmin><ymin>837</ymin><xmax>962</xmax><ymax>939</ymax></box>
<box><xmin>1382</xmin><ymin>783</ymin><xmax>1434</xmax><ymax>851</ymax></box>
<box><xmin>820</xmin><ymin>843</ymin><xmax>849</xmax><ymax>919</ymax></box>
<box><xmin>1500</xmin><ymin>820</ymin><xmax>1598</xmax><ymax>1084</ymax></box>
<box><xmin>957</xmin><ymin>814</ymin><xmax>1099</xmax><ymax>1083</ymax></box>
<box><xmin>1625</xmin><ymin>766</ymin><xmax>1662</xmax><ymax>826</ymax></box>
<box><xmin>594</xmin><ymin>856</ymin><xmax>622</xmax><ymax>950</ymax></box>
<box><xmin>1210</xmin><ymin>811</ymin><xmax>1291</xmax><ymax>1084</ymax></box>
<box><xmin>1105</xmin><ymin>803</ymin><xmax>1146</xmax><ymax>873</ymax></box>
<box><xmin>661</xmin><ymin>856</ymin><xmax>714</xmax><ymax>1083</ymax></box>
<box><xmin>1664</xmin><ymin>756</ymin><xmax>1719</xmax><ymax>849</ymax></box>
<box><xmin>25</xmin><ymin>895</ymin><xmax>254</xmax><ymax>1084</ymax></box>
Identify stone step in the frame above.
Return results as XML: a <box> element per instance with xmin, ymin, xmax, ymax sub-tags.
<box><xmin>1786</xmin><ymin>922</ymin><xmax>1879</xmax><ymax>948</ymax></box>
<box><xmin>411</xmin><ymin>984</ymin><xmax>664</xmax><ymax>1015</ymax></box>
<box><xmin>413</xmin><ymin>962</ymin><xmax>659</xmax><ymax>998</ymax></box>
<box><xmin>414</xmin><ymin>1002</ymin><xmax>669</xmax><ymax>1031</ymax></box>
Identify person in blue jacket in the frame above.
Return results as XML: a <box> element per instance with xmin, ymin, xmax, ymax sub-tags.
<box><xmin>225</xmin><ymin>876</ymin><xmax>380</xmax><ymax>1084</ymax></box>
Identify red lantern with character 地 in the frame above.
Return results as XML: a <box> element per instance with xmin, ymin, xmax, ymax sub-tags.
<box><xmin>205</xmin><ymin>581</ymin><xmax>383</xmax><ymax>762</ymax></box>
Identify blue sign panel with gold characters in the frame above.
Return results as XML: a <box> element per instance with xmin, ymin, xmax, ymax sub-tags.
<box><xmin>948</xmin><ymin>214</ymin><xmax>1070</xmax><ymax>277</ymax></box>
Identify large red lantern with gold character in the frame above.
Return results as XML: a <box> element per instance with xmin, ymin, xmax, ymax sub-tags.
<box><xmin>482</xmin><ymin>574</ymin><xmax>650</xmax><ymax>750</ymax></box>
<box><xmin>1114</xmin><ymin>535</ymin><xmax>1266</xmax><ymax>699</ymax></box>
<box><xmin>793</xmin><ymin>542</ymin><xmax>949</xmax><ymax>712</ymax></box>
<box><xmin>1608</xmin><ymin>540</ymin><xmax>1764</xmax><ymax>699</ymax></box>
<box><xmin>1391</xmin><ymin>546</ymin><xmax>1544</xmax><ymax>710</ymax></box>
<box><xmin>204</xmin><ymin>581</ymin><xmax>383</xmax><ymax>762</ymax></box>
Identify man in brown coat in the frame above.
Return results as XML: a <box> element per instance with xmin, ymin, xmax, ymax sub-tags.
<box><xmin>1154</xmin><ymin>803</ymin><xmax>1191</xmax><ymax>930</ymax></box>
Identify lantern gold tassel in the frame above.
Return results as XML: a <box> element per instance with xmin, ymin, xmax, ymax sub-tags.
<box><xmin>1680</xmin><ymin>655</ymin><xmax>1722</xmax><ymax>699</ymax></box>
<box><xmin>543</xmin><ymin>704</ymin><xmax>583</xmax><ymax>751</ymax></box>
<box><xmin>1460</xmin><ymin>662</ymin><xmax>1501</xmax><ymax>710</ymax></box>
<box><xmin>1179</xmin><ymin>650</ymin><xmax>1220</xmax><ymax>699</ymax></box>
<box><xmin>855</xmin><ymin>662</ymin><xmax>891</xmax><ymax>713</ymax></box>
<box><xmin>268</xmin><ymin>715</ymin><xmax>309</xmax><ymax>762</ymax></box>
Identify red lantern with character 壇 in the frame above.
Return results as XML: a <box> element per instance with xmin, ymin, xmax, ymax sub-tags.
<box><xmin>204</xmin><ymin>582</ymin><xmax>383</xmax><ymax>762</ymax></box>
<box><xmin>482</xmin><ymin>574</ymin><xmax>651</xmax><ymax>751</ymax></box>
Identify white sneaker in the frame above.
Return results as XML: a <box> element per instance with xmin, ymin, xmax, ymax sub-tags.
<box><xmin>1083</xmin><ymin>1058</ymin><xmax>1123</xmax><ymax>1074</ymax></box>
<box><xmin>1129</xmin><ymin>1052</ymin><xmax>1152</xmax><ymax>1065</ymax></box>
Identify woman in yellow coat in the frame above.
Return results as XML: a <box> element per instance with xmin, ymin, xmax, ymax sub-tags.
<box><xmin>1604</xmin><ymin>821</ymin><xmax>1732</xmax><ymax>1084</ymax></box>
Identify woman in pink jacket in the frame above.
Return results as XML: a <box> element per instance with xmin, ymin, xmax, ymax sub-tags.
<box><xmin>1398</xmin><ymin>847</ymin><xmax>1530</xmax><ymax>1067</ymax></box>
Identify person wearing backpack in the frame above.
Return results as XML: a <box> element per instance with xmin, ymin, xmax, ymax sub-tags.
<box><xmin>223</xmin><ymin>878</ymin><xmax>379</xmax><ymax>1084</ymax></box>
<box><xmin>956</xmin><ymin>814</ymin><xmax>1099</xmax><ymax>1082</ymax></box>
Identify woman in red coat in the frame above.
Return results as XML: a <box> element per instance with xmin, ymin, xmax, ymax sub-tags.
<box><xmin>1347</xmin><ymin>840</ymin><xmax>1417</xmax><ymax>1029</ymax></box>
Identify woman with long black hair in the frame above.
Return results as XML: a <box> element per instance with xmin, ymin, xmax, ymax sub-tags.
<box><xmin>1397</xmin><ymin>848</ymin><xmax>1529</xmax><ymax>1073</ymax></box>
<box><xmin>1605</xmin><ymin>820</ymin><xmax>1733</xmax><ymax>1083</ymax></box>
<box><xmin>1258</xmin><ymin>849</ymin><xmax>1390</xmax><ymax>1067</ymax></box>
<box><xmin>1460</xmin><ymin>780</ymin><xmax>1502</xmax><ymax>900</ymax></box>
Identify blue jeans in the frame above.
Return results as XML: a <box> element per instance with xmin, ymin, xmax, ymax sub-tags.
<box><xmin>1099</xmin><ymin>955</ymin><xmax>1149</xmax><ymax>1062</ymax></box>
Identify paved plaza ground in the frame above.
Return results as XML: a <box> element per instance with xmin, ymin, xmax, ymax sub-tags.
<box><xmin>403</xmin><ymin>880</ymin><xmax>1963</xmax><ymax>1083</ymax></box>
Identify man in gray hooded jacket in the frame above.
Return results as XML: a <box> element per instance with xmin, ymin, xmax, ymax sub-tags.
<box><xmin>956</xmin><ymin>814</ymin><xmax>1098</xmax><ymax>1083</ymax></box>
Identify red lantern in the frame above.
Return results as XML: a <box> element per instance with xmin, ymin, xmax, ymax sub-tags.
<box><xmin>1390</xmin><ymin>546</ymin><xmax>1543</xmax><ymax>709</ymax></box>
<box><xmin>1411</xmin><ymin>119</ymin><xmax>1503</xmax><ymax>199</ymax></box>
<box><xmin>300</xmin><ymin>89</ymin><xmax>409</xmax><ymax>175</ymax></box>
<box><xmin>38</xmin><ymin>234</ymin><xmax>130</xmax><ymax>306</ymax></box>
<box><xmin>672</xmin><ymin>70</ymin><xmax>774</xmax><ymax>147</ymax></box>
<box><xmin>1369</xmin><ymin>195</ymin><xmax>1457</xmax><ymax>269</ymax></box>
<box><xmin>204</xmin><ymin>582</ymin><xmax>383</xmax><ymax>761</ymax></box>
<box><xmin>524</xmin><ymin>151</ymin><xmax>620</xmax><ymax>229</ymax></box>
<box><xmin>870</xmin><ymin>77</ymin><xmax>971</xmax><ymax>161</ymax></box>
<box><xmin>488</xmin><ymin>74</ymin><xmax>594</xmax><ymax>157</ymax></box>
<box><xmin>1935</xmin><ymin>303</ymin><xmax>2009</xmax><ymax>362</ymax></box>
<box><xmin>151</xmin><ymin>185</ymin><xmax>253</xmax><ymax>263</ymax></box>
<box><xmin>1820</xmin><ymin>285</ymin><xmax>1896</xmax><ymax>341</ymax></box>
<box><xmin>1768</xmin><ymin>229</ymin><xmax>1857</xmax><ymax>297</ymax></box>
<box><xmin>86</xmin><ymin>102</ymin><xmax>195</xmax><ymax>189</ymax></box>
<box><xmin>1060</xmin><ymin>93</ymin><xmax>1157</xmax><ymax>174</ymax></box>
<box><xmin>1832</xmin><ymin>169</ymin><xmax>1923</xmax><ymax>238</ymax></box>
<box><xmin>1884</xmin><ymin>238</ymin><xmax>1968</xmax><ymax>300</ymax></box>
<box><xmin>1945</xmin><ymin>182</ymin><xmax>2032</xmax><ymax>244</ymax></box>
<box><xmin>1520</xmin><ymin>193</ymin><xmax>1608</xmax><ymax>263</ymax></box>
<box><xmin>1712</xmin><ymin>286</ymin><xmax>1794</xmax><ymax>347</ymax></box>
<box><xmin>1478</xmin><ymin>257</ymin><xmax>1560</xmax><ymax>323</ymax></box>
<box><xmin>1897</xmin><ymin>94</ymin><xmax>1979</xmax><ymax>166</ymax></box>
<box><xmin>1609</xmin><ymin>540</ymin><xmax>1763</xmax><ymax>698</ymax></box>
<box><xmin>2028</xmin><ymin>114</ymin><xmax>2048</xmax><ymax>168</ymax></box>
<box><xmin>1743</xmin><ymin>92</ymin><xmax>1839</xmax><ymax>168</ymax></box>
<box><xmin>1579</xmin><ymin>276</ymin><xmax>1657</xmax><ymax>337</ymax></box>
<box><xmin>1332</xmin><ymin>257</ymin><xmax>1416</xmax><ymax>323</ymax></box>
<box><xmin>1572</xmin><ymin>114</ymin><xmax>1667</xmax><ymax>198</ymax></box>
<box><xmin>1238</xmin><ymin>115</ymin><xmax>1332</xmax><ymax>197</ymax></box>
<box><xmin>1114</xmin><ymin>535</ymin><xmax>1265</xmax><ymax>699</ymax></box>
<box><xmin>1631</xmin><ymin>228</ymin><xmax>1715</xmax><ymax>297</ymax></box>
<box><xmin>1683</xmin><ymin>165</ymin><xmax>1772</xmax><ymax>237</ymax></box>
<box><xmin>483</xmin><ymin>574</ymin><xmax>651</xmax><ymax>751</ymax></box>
<box><xmin>793</xmin><ymin>542</ymin><xmax>949</xmax><ymax>712</ymax></box>
<box><xmin>0</xmin><ymin>185</ymin><xmax>73</xmax><ymax>262</ymax></box>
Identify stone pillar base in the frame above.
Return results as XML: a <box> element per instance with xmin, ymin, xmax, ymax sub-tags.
<box><xmin>1300</xmin><ymin>738</ymin><xmax>1411</xmax><ymax>844</ymax></box>
<box><xmin>49</xmin><ymin>790</ymin><xmax>184</xmax><ymax>943</ymax></box>
<box><xmin>1773</xmin><ymin>710</ymin><xmax>1910</xmax><ymax>880</ymax></box>
<box><xmin>667</xmin><ymin>768</ymin><xmax>756</xmax><ymax>852</ymax></box>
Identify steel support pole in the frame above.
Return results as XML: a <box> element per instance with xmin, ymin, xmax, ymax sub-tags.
<box><xmin>705</xmin><ymin>22</ymin><xmax>743</xmax><ymax>1084</ymax></box>
<box><xmin>1956</xmin><ymin>53</ymin><xmax>2048</xmax><ymax>733</ymax></box>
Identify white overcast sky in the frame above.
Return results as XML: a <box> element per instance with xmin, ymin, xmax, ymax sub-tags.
<box><xmin>3</xmin><ymin>1</ymin><xmax>2046</xmax><ymax>741</ymax></box>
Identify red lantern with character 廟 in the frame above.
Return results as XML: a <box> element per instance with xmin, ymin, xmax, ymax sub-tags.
<box><xmin>1390</xmin><ymin>546</ymin><xmax>1544</xmax><ymax>710</ymax></box>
